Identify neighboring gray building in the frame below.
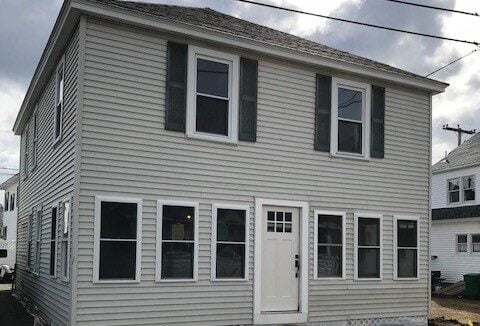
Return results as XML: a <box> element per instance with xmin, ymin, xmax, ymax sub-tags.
<box><xmin>12</xmin><ymin>0</ymin><xmax>447</xmax><ymax>325</ymax></box>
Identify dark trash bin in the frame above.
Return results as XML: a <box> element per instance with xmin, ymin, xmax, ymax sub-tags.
<box><xmin>464</xmin><ymin>273</ymin><xmax>480</xmax><ymax>300</ymax></box>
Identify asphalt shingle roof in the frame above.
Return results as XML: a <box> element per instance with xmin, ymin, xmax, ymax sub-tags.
<box><xmin>432</xmin><ymin>133</ymin><xmax>480</xmax><ymax>173</ymax></box>
<box><xmin>432</xmin><ymin>205</ymin><xmax>480</xmax><ymax>221</ymax></box>
<box><xmin>96</xmin><ymin>0</ymin><xmax>445</xmax><ymax>86</ymax></box>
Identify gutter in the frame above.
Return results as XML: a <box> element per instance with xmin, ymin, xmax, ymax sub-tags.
<box><xmin>13</xmin><ymin>0</ymin><xmax>449</xmax><ymax>135</ymax></box>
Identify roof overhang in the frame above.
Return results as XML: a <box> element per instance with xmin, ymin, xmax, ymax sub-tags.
<box><xmin>13</xmin><ymin>0</ymin><xmax>449</xmax><ymax>135</ymax></box>
<box><xmin>0</xmin><ymin>174</ymin><xmax>19</xmax><ymax>190</ymax></box>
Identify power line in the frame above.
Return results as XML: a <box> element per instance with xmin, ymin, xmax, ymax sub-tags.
<box><xmin>425</xmin><ymin>49</ymin><xmax>479</xmax><ymax>77</ymax></box>
<box><xmin>385</xmin><ymin>0</ymin><xmax>479</xmax><ymax>17</ymax></box>
<box><xmin>234</xmin><ymin>0</ymin><xmax>480</xmax><ymax>46</ymax></box>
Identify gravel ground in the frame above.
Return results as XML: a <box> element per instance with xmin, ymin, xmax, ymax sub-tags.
<box><xmin>430</xmin><ymin>297</ymin><xmax>480</xmax><ymax>325</ymax></box>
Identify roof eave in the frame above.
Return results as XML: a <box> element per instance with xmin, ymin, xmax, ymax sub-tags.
<box><xmin>0</xmin><ymin>174</ymin><xmax>19</xmax><ymax>190</ymax></box>
<box><xmin>432</xmin><ymin>161</ymin><xmax>480</xmax><ymax>174</ymax></box>
<box><xmin>13</xmin><ymin>0</ymin><xmax>448</xmax><ymax>134</ymax></box>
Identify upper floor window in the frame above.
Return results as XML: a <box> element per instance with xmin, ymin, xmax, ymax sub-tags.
<box><xmin>32</xmin><ymin>111</ymin><xmax>38</xmax><ymax>169</ymax></box>
<box><xmin>54</xmin><ymin>59</ymin><xmax>64</xmax><ymax>144</ymax></box>
<box><xmin>23</xmin><ymin>124</ymin><xmax>29</xmax><ymax>178</ymax></box>
<box><xmin>448</xmin><ymin>176</ymin><xmax>475</xmax><ymax>203</ymax></box>
<box><xmin>4</xmin><ymin>192</ymin><xmax>9</xmax><ymax>212</ymax></box>
<box><xmin>331</xmin><ymin>78</ymin><xmax>371</xmax><ymax>158</ymax></box>
<box><xmin>186</xmin><ymin>46</ymin><xmax>239</xmax><ymax>143</ymax></box>
<box><xmin>10</xmin><ymin>193</ymin><xmax>15</xmax><ymax>211</ymax></box>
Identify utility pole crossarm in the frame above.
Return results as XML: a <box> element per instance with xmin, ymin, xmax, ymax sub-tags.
<box><xmin>443</xmin><ymin>124</ymin><xmax>476</xmax><ymax>146</ymax></box>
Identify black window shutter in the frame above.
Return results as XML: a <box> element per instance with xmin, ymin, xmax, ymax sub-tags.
<box><xmin>239</xmin><ymin>58</ymin><xmax>258</xmax><ymax>142</ymax></box>
<box><xmin>371</xmin><ymin>86</ymin><xmax>385</xmax><ymax>158</ymax></box>
<box><xmin>165</xmin><ymin>42</ymin><xmax>188</xmax><ymax>132</ymax></box>
<box><xmin>314</xmin><ymin>74</ymin><xmax>332</xmax><ymax>152</ymax></box>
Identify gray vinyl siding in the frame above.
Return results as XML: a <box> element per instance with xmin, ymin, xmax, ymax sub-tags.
<box><xmin>74</xmin><ymin>18</ymin><xmax>431</xmax><ymax>325</ymax></box>
<box><xmin>16</xmin><ymin>27</ymin><xmax>79</xmax><ymax>326</ymax></box>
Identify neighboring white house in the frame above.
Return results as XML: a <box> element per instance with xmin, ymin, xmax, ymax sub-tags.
<box><xmin>431</xmin><ymin>133</ymin><xmax>480</xmax><ymax>283</ymax></box>
<box><xmin>0</xmin><ymin>174</ymin><xmax>19</xmax><ymax>273</ymax></box>
<box><xmin>11</xmin><ymin>0</ymin><xmax>447</xmax><ymax>325</ymax></box>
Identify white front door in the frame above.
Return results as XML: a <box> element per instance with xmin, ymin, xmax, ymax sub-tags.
<box><xmin>261</xmin><ymin>206</ymin><xmax>300</xmax><ymax>312</ymax></box>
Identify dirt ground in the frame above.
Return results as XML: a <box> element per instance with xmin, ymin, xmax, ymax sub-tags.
<box><xmin>430</xmin><ymin>297</ymin><xmax>480</xmax><ymax>325</ymax></box>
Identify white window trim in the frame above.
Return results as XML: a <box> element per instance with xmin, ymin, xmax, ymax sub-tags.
<box><xmin>31</xmin><ymin>107</ymin><xmax>38</xmax><ymax>170</ymax></box>
<box><xmin>455</xmin><ymin>233</ymin><xmax>469</xmax><ymax>254</ymax></box>
<box><xmin>23</xmin><ymin>123</ymin><xmax>29</xmax><ymax>179</ymax></box>
<box><xmin>211</xmin><ymin>203</ymin><xmax>249</xmax><ymax>282</ymax></box>
<box><xmin>53</xmin><ymin>57</ymin><xmax>65</xmax><ymax>146</ymax></box>
<box><xmin>50</xmin><ymin>203</ymin><xmax>59</xmax><ymax>278</ymax></box>
<box><xmin>27</xmin><ymin>213</ymin><xmax>33</xmax><ymax>270</ymax></box>
<box><xmin>59</xmin><ymin>197</ymin><xmax>72</xmax><ymax>282</ymax></box>
<box><xmin>471</xmin><ymin>234</ymin><xmax>480</xmax><ymax>254</ymax></box>
<box><xmin>156</xmin><ymin>200</ymin><xmax>199</xmax><ymax>282</ymax></box>
<box><xmin>33</xmin><ymin>209</ymin><xmax>42</xmax><ymax>276</ymax></box>
<box><xmin>330</xmin><ymin>77</ymin><xmax>371</xmax><ymax>160</ymax></box>
<box><xmin>447</xmin><ymin>175</ymin><xmax>476</xmax><ymax>205</ymax></box>
<box><xmin>186</xmin><ymin>45</ymin><xmax>240</xmax><ymax>144</ymax></box>
<box><xmin>393</xmin><ymin>215</ymin><xmax>420</xmax><ymax>281</ymax></box>
<box><xmin>253</xmin><ymin>198</ymin><xmax>309</xmax><ymax>325</ymax></box>
<box><xmin>93</xmin><ymin>196</ymin><xmax>143</xmax><ymax>284</ymax></box>
<box><xmin>354</xmin><ymin>212</ymin><xmax>383</xmax><ymax>281</ymax></box>
<box><xmin>313</xmin><ymin>210</ymin><xmax>346</xmax><ymax>280</ymax></box>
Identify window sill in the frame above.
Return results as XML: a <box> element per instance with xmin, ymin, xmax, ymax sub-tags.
<box><xmin>313</xmin><ymin>277</ymin><xmax>346</xmax><ymax>281</ymax></box>
<box><xmin>394</xmin><ymin>277</ymin><xmax>419</xmax><ymax>281</ymax></box>
<box><xmin>185</xmin><ymin>132</ymin><xmax>238</xmax><ymax>145</ymax></box>
<box><xmin>330</xmin><ymin>152</ymin><xmax>370</xmax><ymax>161</ymax></box>
<box><xmin>355</xmin><ymin>277</ymin><xmax>382</xmax><ymax>281</ymax></box>
<box><xmin>156</xmin><ymin>278</ymin><xmax>197</xmax><ymax>283</ymax></box>
<box><xmin>52</xmin><ymin>136</ymin><xmax>62</xmax><ymax>148</ymax></box>
<box><xmin>211</xmin><ymin>278</ymin><xmax>248</xmax><ymax>282</ymax></box>
<box><xmin>93</xmin><ymin>279</ymin><xmax>140</xmax><ymax>284</ymax></box>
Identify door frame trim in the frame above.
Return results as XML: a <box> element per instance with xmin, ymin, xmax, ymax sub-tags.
<box><xmin>253</xmin><ymin>198</ymin><xmax>309</xmax><ymax>325</ymax></box>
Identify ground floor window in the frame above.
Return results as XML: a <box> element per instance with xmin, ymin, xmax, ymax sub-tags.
<box><xmin>50</xmin><ymin>205</ymin><xmax>58</xmax><ymax>276</ymax></box>
<box><xmin>355</xmin><ymin>214</ymin><xmax>382</xmax><ymax>279</ymax></box>
<box><xmin>157</xmin><ymin>200</ymin><xmax>198</xmax><ymax>281</ymax></box>
<box><xmin>457</xmin><ymin>234</ymin><xmax>468</xmax><ymax>253</ymax></box>
<box><xmin>472</xmin><ymin>234</ymin><xmax>480</xmax><ymax>253</ymax></box>
<box><xmin>94</xmin><ymin>196</ymin><xmax>142</xmax><ymax>282</ymax></box>
<box><xmin>395</xmin><ymin>217</ymin><xmax>418</xmax><ymax>279</ymax></box>
<box><xmin>315</xmin><ymin>211</ymin><xmax>345</xmax><ymax>279</ymax></box>
<box><xmin>211</xmin><ymin>204</ymin><xmax>249</xmax><ymax>280</ymax></box>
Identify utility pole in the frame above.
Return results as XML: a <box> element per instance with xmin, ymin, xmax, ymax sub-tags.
<box><xmin>443</xmin><ymin>124</ymin><xmax>476</xmax><ymax>146</ymax></box>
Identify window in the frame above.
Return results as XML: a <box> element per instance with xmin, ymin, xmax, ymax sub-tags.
<box><xmin>32</xmin><ymin>111</ymin><xmax>38</xmax><ymax>168</ymax></box>
<box><xmin>266</xmin><ymin>210</ymin><xmax>293</xmax><ymax>233</ymax></box>
<box><xmin>355</xmin><ymin>214</ymin><xmax>382</xmax><ymax>279</ymax></box>
<box><xmin>1</xmin><ymin>227</ymin><xmax>6</xmax><ymax>240</ymax></box>
<box><xmin>457</xmin><ymin>234</ymin><xmax>468</xmax><ymax>253</ymax></box>
<box><xmin>314</xmin><ymin>211</ymin><xmax>345</xmax><ymax>279</ymax></box>
<box><xmin>10</xmin><ymin>193</ymin><xmax>15</xmax><ymax>211</ymax></box>
<box><xmin>472</xmin><ymin>234</ymin><xmax>480</xmax><ymax>253</ymax></box>
<box><xmin>186</xmin><ymin>46</ymin><xmax>239</xmax><ymax>143</ymax></box>
<box><xmin>94</xmin><ymin>197</ymin><xmax>142</xmax><ymax>282</ymax></box>
<box><xmin>23</xmin><ymin>124</ymin><xmax>29</xmax><ymax>178</ymax></box>
<box><xmin>448</xmin><ymin>176</ymin><xmax>475</xmax><ymax>203</ymax></box>
<box><xmin>33</xmin><ymin>210</ymin><xmax>42</xmax><ymax>275</ymax></box>
<box><xmin>394</xmin><ymin>217</ymin><xmax>418</xmax><ymax>279</ymax></box>
<box><xmin>0</xmin><ymin>249</ymin><xmax>7</xmax><ymax>258</ymax></box>
<box><xmin>27</xmin><ymin>213</ymin><xmax>33</xmax><ymax>269</ymax></box>
<box><xmin>211</xmin><ymin>204</ymin><xmax>249</xmax><ymax>280</ymax></box>
<box><xmin>156</xmin><ymin>200</ymin><xmax>198</xmax><ymax>281</ymax></box>
<box><xmin>60</xmin><ymin>199</ymin><xmax>71</xmax><ymax>281</ymax></box>
<box><xmin>4</xmin><ymin>192</ymin><xmax>9</xmax><ymax>212</ymax></box>
<box><xmin>463</xmin><ymin>176</ymin><xmax>475</xmax><ymax>201</ymax></box>
<box><xmin>54</xmin><ymin>59</ymin><xmax>64</xmax><ymax>143</ymax></box>
<box><xmin>50</xmin><ymin>205</ymin><xmax>58</xmax><ymax>277</ymax></box>
<box><xmin>332</xmin><ymin>78</ymin><xmax>371</xmax><ymax>158</ymax></box>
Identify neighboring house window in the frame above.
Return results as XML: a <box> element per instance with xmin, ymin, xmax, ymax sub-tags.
<box><xmin>50</xmin><ymin>205</ymin><xmax>58</xmax><ymax>277</ymax></box>
<box><xmin>331</xmin><ymin>78</ymin><xmax>371</xmax><ymax>158</ymax></box>
<box><xmin>472</xmin><ymin>234</ymin><xmax>480</xmax><ymax>253</ymax></box>
<box><xmin>211</xmin><ymin>204</ymin><xmax>249</xmax><ymax>280</ymax></box>
<box><xmin>60</xmin><ymin>199</ymin><xmax>71</xmax><ymax>281</ymax></box>
<box><xmin>463</xmin><ymin>176</ymin><xmax>475</xmax><ymax>201</ymax></box>
<box><xmin>94</xmin><ymin>197</ymin><xmax>142</xmax><ymax>282</ymax></box>
<box><xmin>457</xmin><ymin>234</ymin><xmax>468</xmax><ymax>253</ymax></box>
<box><xmin>54</xmin><ymin>59</ymin><xmax>64</xmax><ymax>143</ymax></box>
<box><xmin>32</xmin><ymin>111</ymin><xmax>38</xmax><ymax>168</ymax></box>
<box><xmin>10</xmin><ymin>193</ymin><xmax>15</xmax><ymax>211</ymax></box>
<box><xmin>186</xmin><ymin>46</ymin><xmax>239</xmax><ymax>143</ymax></box>
<box><xmin>2</xmin><ymin>227</ymin><xmax>6</xmax><ymax>240</ymax></box>
<box><xmin>315</xmin><ymin>211</ymin><xmax>345</xmax><ymax>279</ymax></box>
<box><xmin>34</xmin><ymin>210</ymin><xmax>42</xmax><ymax>275</ymax></box>
<box><xmin>4</xmin><ymin>192</ymin><xmax>9</xmax><ymax>212</ymax></box>
<box><xmin>157</xmin><ymin>200</ymin><xmax>198</xmax><ymax>281</ymax></box>
<box><xmin>355</xmin><ymin>214</ymin><xmax>382</xmax><ymax>279</ymax></box>
<box><xmin>395</xmin><ymin>217</ymin><xmax>418</xmax><ymax>279</ymax></box>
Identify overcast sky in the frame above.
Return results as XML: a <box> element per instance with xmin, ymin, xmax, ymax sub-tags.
<box><xmin>1</xmin><ymin>0</ymin><xmax>479</xmax><ymax>188</ymax></box>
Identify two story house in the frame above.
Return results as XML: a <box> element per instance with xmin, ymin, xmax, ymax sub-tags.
<box><xmin>12</xmin><ymin>0</ymin><xmax>447</xmax><ymax>325</ymax></box>
<box><xmin>431</xmin><ymin>133</ymin><xmax>480</xmax><ymax>283</ymax></box>
<box><xmin>0</xmin><ymin>174</ymin><xmax>19</xmax><ymax>275</ymax></box>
